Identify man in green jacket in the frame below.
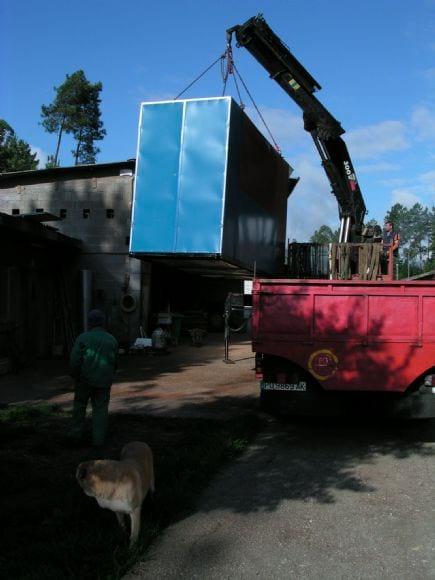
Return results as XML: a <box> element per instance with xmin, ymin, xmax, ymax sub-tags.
<box><xmin>69</xmin><ymin>309</ymin><xmax>118</xmax><ymax>447</ymax></box>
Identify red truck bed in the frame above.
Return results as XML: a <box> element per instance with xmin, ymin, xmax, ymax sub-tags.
<box><xmin>252</xmin><ymin>279</ymin><xmax>435</xmax><ymax>414</ymax></box>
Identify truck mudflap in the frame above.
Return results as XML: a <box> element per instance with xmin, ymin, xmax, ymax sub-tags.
<box><xmin>259</xmin><ymin>378</ymin><xmax>435</xmax><ymax>419</ymax></box>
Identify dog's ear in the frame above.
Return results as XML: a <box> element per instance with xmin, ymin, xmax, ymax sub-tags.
<box><xmin>76</xmin><ymin>463</ymin><xmax>89</xmax><ymax>480</ymax></box>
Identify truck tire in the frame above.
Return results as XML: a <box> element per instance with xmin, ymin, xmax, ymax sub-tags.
<box><xmin>260</xmin><ymin>389</ymin><xmax>280</xmax><ymax>414</ymax></box>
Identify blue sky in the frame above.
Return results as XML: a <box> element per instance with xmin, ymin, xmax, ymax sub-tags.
<box><xmin>1</xmin><ymin>0</ymin><xmax>434</xmax><ymax>240</ymax></box>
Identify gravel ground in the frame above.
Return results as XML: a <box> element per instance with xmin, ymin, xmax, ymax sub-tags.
<box><xmin>127</xmin><ymin>419</ymin><xmax>435</xmax><ymax>579</ymax></box>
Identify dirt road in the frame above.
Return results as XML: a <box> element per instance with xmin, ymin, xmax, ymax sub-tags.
<box><xmin>128</xmin><ymin>419</ymin><xmax>435</xmax><ymax>579</ymax></box>
<box><xmin>0</xmin><ymin>335</ymin><xmax>257</xmax><ymax>417</ymax></box>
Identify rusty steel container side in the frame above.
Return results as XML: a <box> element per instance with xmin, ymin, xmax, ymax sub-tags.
<box><xmin>130</xmin><ymin>97</ymin><xmax>290</xmax><ymax>276</ymax></box>
<box><xmin>252</xmin><ymin>279</ymin><xmax>435</xmax><ymax>393</ymax></box>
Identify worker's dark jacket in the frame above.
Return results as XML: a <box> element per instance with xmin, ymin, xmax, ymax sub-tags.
<box><xmin>69</xmin><ymin>327</ymin><xmax>118</xmax><ymax>389</ymax></box>
<box><xmin>383</xmin><ymin>230</ymin><xmax>400</xmax><ymax>257</ymax></box>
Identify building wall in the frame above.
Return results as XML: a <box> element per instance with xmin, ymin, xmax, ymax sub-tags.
<box><xmin>0</xmin><ymin>217</ymin><xmax>81</xmax><ymax>359</ymax></box>
<box><xmin>0</xmin><ymin>165</ymin><xmax>150</xmax><ymax>343</ymax></box>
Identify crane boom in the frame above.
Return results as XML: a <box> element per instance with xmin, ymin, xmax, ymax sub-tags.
<box><xmin>227</xmin><ymin>15</ymin><xmax>366</xmax><ymax>242</ymax></box>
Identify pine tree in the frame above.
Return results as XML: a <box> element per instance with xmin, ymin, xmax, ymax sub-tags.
<box><xmin>385</xmin><ymin>203</ymin><xmax>434</xmax><ymax>277</ymax></box>
<box><xmin>41</xmin><ymin>70</ymin><xmax>105</xmax><ymax>166</ymax></box>
<box><xmin>0</xmin><ymin>120</ymin><xmax>39</xmax><ymax>172</ymax></box>
<box><xmin>309</xmin><ymin>225</ymin><xmax>339</xmax><ymax>243</ymax></box>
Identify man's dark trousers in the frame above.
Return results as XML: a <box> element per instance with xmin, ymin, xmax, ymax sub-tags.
<box><xmin>70</xmin><ymin>381</ymin><xmax>111</xmax><ymax>446</ymax></box>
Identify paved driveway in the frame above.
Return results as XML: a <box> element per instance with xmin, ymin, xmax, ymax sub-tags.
<box><xmin>127</xmin><ymin>419</ymin><xmax>435</xmax><ymax>579</ymax></box>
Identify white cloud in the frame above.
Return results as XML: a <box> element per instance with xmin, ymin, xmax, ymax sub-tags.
<box><xmin>391</xmin><ymin>188</ymin><xmax>423</xmax><ymax>207</ymax></box>
<box><xmin>346</xmin><ymin>121</ymin><xmax>408</xmax><ymax>160</ymax></box>
<box><xmin>379</xmin><ymin>177</ymin><xmax>407</xmax><ymax>188</ymax></box>
<box><xmin>286</xmin><ymin>155</ymin><xmax>337</xmax><ymax>241</ymax></box>
<box><xmin>358</xmin><ymin>161</ymin><xmax>400</xmax><ymax>174</ymax></box>
<box><xmin>130</xmin><ymin>86</ymin><xmax>175</xmax><ymax>104</ymax></box>
<box><xmin>411</xmin><ymin>106</ymin><xmax>435</xmax><ymax>141</ymax></box>
<box><xmin>30</xmin><ymin>146</ymin><xmax>48</xmax><ymax>169</ymax></box>
<box><xmin>245</xmin><ymin>106</ymin><xmax>310</xmax><ymax>155</ymax></box>
<box><xmin>386</xmin><ymin>170</ymin><xmax>435</xmax><ymax>207</ymax></box>
<box><xmin>418</xmin><ymin>170</ymin><xmax>435</xmax><ymax>194</ymax></box>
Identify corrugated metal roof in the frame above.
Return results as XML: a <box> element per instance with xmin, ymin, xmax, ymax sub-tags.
<box><xmin>0</xmin><ymin>159</ymin><xmax>136</xmax><ymax>183</ymax></box>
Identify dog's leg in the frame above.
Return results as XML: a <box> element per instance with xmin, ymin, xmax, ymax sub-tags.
<box><xmin>115</xmin><ymin>512</ymin><xmax>126</xmax><ymax>531</ymax></box>
<box><xmin>129</xmin><ymin>507</ymin><xmax>141</xmax><ymax>547</ymax></box>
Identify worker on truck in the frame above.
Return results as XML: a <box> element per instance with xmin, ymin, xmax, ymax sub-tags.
<box><xmin>382</xmin><ymin>221</ymin><xmax>400</xmax><ymax>276</ymax></box>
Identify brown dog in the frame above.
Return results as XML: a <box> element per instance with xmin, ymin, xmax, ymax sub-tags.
<box><xmin>76</xmin><ymin>441</ymin><xmax>154</xmax><ymax>546</ymax></box>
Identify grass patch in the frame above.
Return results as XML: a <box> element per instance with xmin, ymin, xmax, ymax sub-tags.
<box><xmin>0</xmin><ymin>402</ymin><xmax>56</xmax><ymax>423</ymax></box>
<box><xmin>0</xmin><ymin>404</ymin><xmax>260</xmax><ymax>579</ymax></box>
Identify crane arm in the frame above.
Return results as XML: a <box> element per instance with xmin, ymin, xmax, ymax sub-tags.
<box><xmin>227</xmin><ymin>15</ymin><xmax>366</xmax><ymax>241</ymax></box>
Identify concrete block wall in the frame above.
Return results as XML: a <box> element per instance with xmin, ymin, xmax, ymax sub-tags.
<box><xmin>1</xmin><ymin>173</ymin><xmax>133</xmax><ymax>253</ymax></box>
<box><xmin>0</xmin><ymin>164</ymin><xmax>151</xmax><ymax>343</ymax></box>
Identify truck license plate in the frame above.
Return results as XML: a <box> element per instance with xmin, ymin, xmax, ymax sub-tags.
<box><xmin>261</xmin><ymin>381</ymin><xmax>307</xmax><ymax>392</ymax></box>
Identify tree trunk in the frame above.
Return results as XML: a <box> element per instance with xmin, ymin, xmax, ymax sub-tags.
<box><xmin>74</xmin><ymin>130</ymin><xmax>82</xmax><ymax>165</ymax></box>
<box><xmin>54</xmin><ymin>123</ymin><xmax>64</xmax><ymax>166</ymax></box>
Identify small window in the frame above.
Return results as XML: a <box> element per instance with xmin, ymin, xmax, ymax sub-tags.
<box><xmin>60</xmin><ymin>209</ymin><xmax>67</xmax><ymax>219</ymax></box>
<box><xmin>36</xmin><ymin>208</ymin><xmax>44</xmax><ymax>213</ymax></box>
<box><xmin>125</xmin><ymin>236</ymin><xmax>130</xmax><ymax>246</ymax></box>
<box><xmin>83</xmin><ymin>209</ymin><xmax>90</xmax><ymax>219</ymax></box>
<box><xmin>106</xmin><ymin>209</ymin><xmax>115</xmax><ymax>219</ymax></box>
<box><xmin>12</xmin><ymin>209</ymin><xmax>20</xmax><ymax>215</ymax></box>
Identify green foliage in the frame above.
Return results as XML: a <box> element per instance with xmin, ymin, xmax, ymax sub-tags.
<box><xmin>310</xmin><ymin>224</ymin><xmax>339</xmax><ymax>243</ymax></box>
<box><xmin>40</xmin><ymin>70</ymin><xmax>106</xmax><ymax>166</ymax></box>
<box><xmin>0</xmin><ymin>403</ymin><xmax>57</xmax><ymax>424</ymax></box>
<box><xmin>385</xmin><ymin>203</ymin><xmax>434</xmax><ymax>277</ymax></box>
<box><xmin>45</xmin><ymin>154</ymin><xmax>59</xmax><ymax>169</ymax></box>
<box><xmin>0</xmin><ymin>119</ymin><xmax>39</xmax><ymax>172</ymax></box>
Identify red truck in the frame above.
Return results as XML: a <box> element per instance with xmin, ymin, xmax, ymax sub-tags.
<box><xmin>253</xmin><ymin>278</ymin><xmax>435</xmax><ymax>417</ymax></box>
<box><xmin>227</xmin><ymin>17</ymin><xmax>435</xmax><ymax>416</ymax></box>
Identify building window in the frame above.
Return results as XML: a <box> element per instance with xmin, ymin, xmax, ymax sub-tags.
<box><xmin>12</xmin><ymin>209</ymin><xmax>20</xmax><ymax>215</ymax></box>
<box><xmin>83</xmin><ymin>209</ymin><xmax>90</xmax><ymax>219</ymax></box>
<box><xmin>125</xmin><ymin>236</ymin><xmax>130</xmax><ymax>246</ymax></box>
<box><xmin>36</xmin><ymin>208</ymin><xmax>44</xmax><ymax>213</ymax></box>
<box><xmin>60</xmin><ymin>209</ymin><xmax>67</xmax><ymax>219</ymax></box>
<box><xmin>106</xmin><ymin>209</ymin><xmax>114</xmax><ymax>219</ymax></box>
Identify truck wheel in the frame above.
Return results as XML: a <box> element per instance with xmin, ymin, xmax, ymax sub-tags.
<box><xmin>260</xmin><ymin>390</ymin><xmax>279</xmax><ymax>413</ymax></box>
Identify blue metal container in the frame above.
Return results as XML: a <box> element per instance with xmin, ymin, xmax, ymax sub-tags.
<box><xmin>130</xmin><ymin>97</ymin><xmax>290</xmax><ymax>275</ymax></box>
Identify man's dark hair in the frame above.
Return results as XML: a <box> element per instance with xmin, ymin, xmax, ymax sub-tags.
<box><xmin>385</xmin><ymin>220</ymin><xmax>393</xmax><ymax>228</ymax></box>
<box><xmin>88</xmin><ymin>309</ymin><xmax>105</xmax><ymax>328</ymax></box>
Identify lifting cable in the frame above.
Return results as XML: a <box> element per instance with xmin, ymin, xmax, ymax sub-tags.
<box><xmin>221</xmin><ymin>44</ymin><xmax>243</xmax><ymax>108</ymax></box>
<box><xmin>221</xmin><ymin>46</ymin><xmax>245</xmax><ymax>108</ymax></box>
<box><xmin>173</xmin><ymin>53</ymin><xmax>226</xmax><ymax>100</ymax></box>
<box><xmin>173</xmin><ymin>43</ymin><xmax>281</xmax><ymax>155</ymax></box>
<box><xmin>232</xmin><ymin>63</ymin><xmax>281</xmax><ymax>154</ymax></box>
<box><xmin>221</xmin><ymin>46</ymin><xmax>232</xmax><ymax>96</ymax></box>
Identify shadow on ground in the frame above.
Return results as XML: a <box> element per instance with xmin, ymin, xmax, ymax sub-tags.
<box><xmin>0</xmin><ymin>334</ymin><xmax>254</xmax><ymax>410</ymax></box>
<box><xmin>196</xmin><ymin>413</ymin><xmax>435</xmax><ymax>510</ymax></box>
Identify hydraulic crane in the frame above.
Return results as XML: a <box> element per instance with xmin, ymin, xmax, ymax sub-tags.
<box><xmin>227</xmin><ymin>15</ymin><xmax>366</xmax><ymax>243</ymax></box>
